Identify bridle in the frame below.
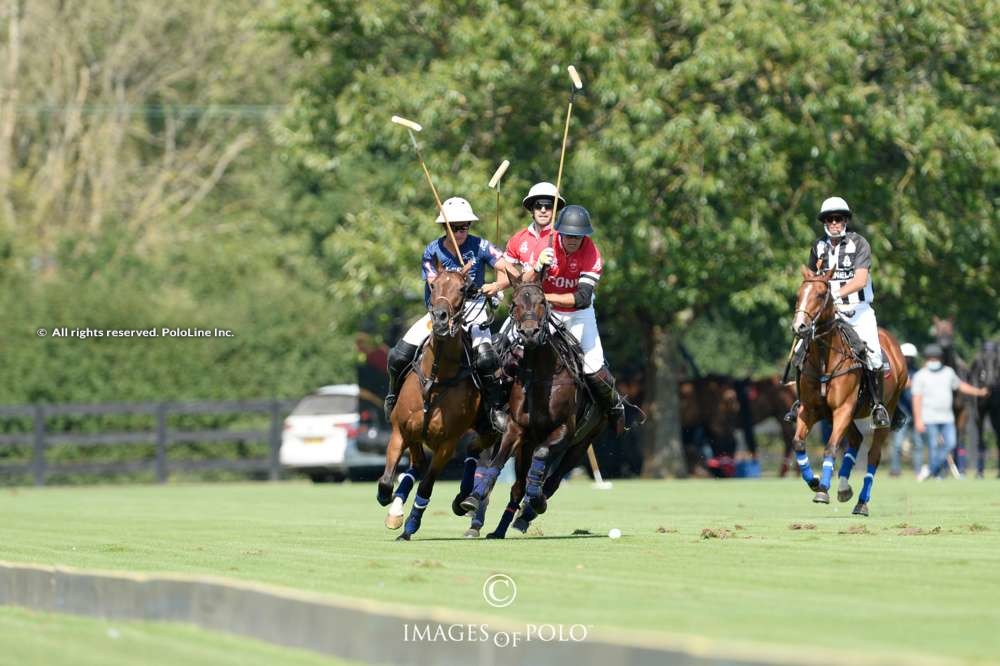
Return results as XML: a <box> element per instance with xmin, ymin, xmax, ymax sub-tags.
<box><xmin>429</xmin><ymin>273</ymin><xmax>469</xmax><ymax>338</ymax></box>
<box><xmin>512</xmin><ymin>281</ymin><xmax>550</xmax><ymax>345</ymax></box>
<box><xmin>793</xmin><ymin>277</ymin><xmax>836</xmax><ymax>343</ymax></box>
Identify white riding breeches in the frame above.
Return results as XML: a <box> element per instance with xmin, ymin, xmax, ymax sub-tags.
<box><xmin>838</xmin><ymin>303</ymin><xmax>883</xmax><ymax>370</ymax></box>
<box><xmin>401</xmin><ymin>298</ymin><xmax>492</xmax><ymax>348</ymax></box>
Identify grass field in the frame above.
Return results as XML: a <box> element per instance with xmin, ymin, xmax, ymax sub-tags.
<box><xmin>2</xmin><ymin>477</ymin><xmax>999</xmax><ymax>664</ymax></box>
<box><xmin>0</xmin><ymin>606</ymin><xmax>359</xmax><ymax>666</ymax></box>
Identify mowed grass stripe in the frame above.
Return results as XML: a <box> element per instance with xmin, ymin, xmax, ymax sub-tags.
<box><xmin>1</xmin><ymin>479</ymin><xmax>998</xmax><ymax>662</ymax></box>
<box><xmin>0</xmin><ymin>606</ymin><xmax>360</xmax><ymax>666</ymax></box>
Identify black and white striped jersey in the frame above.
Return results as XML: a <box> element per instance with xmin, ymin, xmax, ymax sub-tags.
<box><xmin>807</xmin><ymin>232</ymin><xmax>875</xmax><ymax>308</ymax></box>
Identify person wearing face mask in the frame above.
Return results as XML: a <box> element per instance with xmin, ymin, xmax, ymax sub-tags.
<box><xmin>912</xmin><ymin>343</ymin><xmax>989</xmax><ymax>481</ymax></box>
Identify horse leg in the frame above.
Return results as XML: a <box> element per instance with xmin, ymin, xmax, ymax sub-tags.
<box><xmin>854</xmin><ymin>428</ymin><xmax>885</xmax><ymax>517</ymax></box>
<box><xmin>837</xmin><ymin>423</ymin><xmax>864</xmax><ymax>503</ymax></box>
<box><xmin>453</xmin><ymin>430</ymin><xmax>491</xmax><ymax>516</ymax></box>
<box><xmin>386</xmin><ymin>443</ymin><xmax>425</xmax><ymax>530</ymax></box>
<box><xmin>526</xmin><ymin>425</ymin><xmax>570</xmax><ymax>514</ymax></box>
<box><xmin>974</xmin><ymin>409</ymin><xmax>987</xmax><ymax>479</ymax></box>
<box><xmin>377</xmin><ymin>429</ymin><xmax>406</xmax><ymax>507</ymax></box>
<box><xmin>398</xmin><ymin>445</ymin><xmax>450</xmax><ymax>541</ymax></box>
<box><xmin>813</xmin><ymin>404</ymin><xmax>853</xmax><ymax>503</ymax></box>
<box><xmin>792</xmin><ymin>410</ymin><xmax>820</xmax><ymax>491</ymax></box>
<box><xmin>489</xmin><ymin>442</ymin><xmax>530</xmax><ymax>539</ymax></box>
<box><xmin>462</xmin><ymin>425</ymin><xmax>520</xmax><ymax>513</ymax></box>
<box><xmin>464</xmin><ymin>495</ymin><xmax>490</xmax><ymax>539</ymax></box>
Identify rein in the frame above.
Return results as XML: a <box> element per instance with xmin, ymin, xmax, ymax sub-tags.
<box><xmin>791</xmin><ymin>278</ymin><xmax>864</xmax><ymax>398</ymax></box>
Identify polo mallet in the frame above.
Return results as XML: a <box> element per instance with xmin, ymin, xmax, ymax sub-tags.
<box><xmin>390</xmin><ymin>115</ymin><xmax>460</xmax><ymax>253</ymax></box>
<box><xmin>547</xmin><ymin>65</ymin><xmax>584</xmax><ymax>253</ymax></box>
<box><xmin>587</xmin><ymin>445</ymin><xmax>613</xmax><ymax>490</ymax></box>
<box><xmin>488</xmin><ymin>159</ymin><xmax>510</xmax><ymax>245</ymax></box>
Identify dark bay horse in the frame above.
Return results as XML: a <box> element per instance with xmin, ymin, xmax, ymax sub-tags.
<box><xmin>789</xmin><ymin>266</ymin><xmax>907</xmax><ymax>516</ymax></box>
<box><xmin>971</xmin><ymin>341</ymin><xmax>1000</xmax><ymax>477</ymax></box>
<box><xmin>378</xmin><ymin>261</ymin><xmax>482</xmax><ymax>540</ymax></box>
<box><xmin>460</xmin><ymin>272</ymin><xmax>600</xmax><ymax>538</ymax></box>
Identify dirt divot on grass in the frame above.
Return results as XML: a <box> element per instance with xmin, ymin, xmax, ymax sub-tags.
<box><xmin>701</xmin><ymin>528</ymin><xmax>732</xmax><ymax>540</ymax></box>
<box><xmin>839</xmin><ymin>525</ymin><xmax>870</xmax><ymax>535</ymax></box>
<box><xmin>788</xmin><ymin>523</ymin><xmax>817</xmax><ymax>530</ymax></box>
<box><xmin>899</xmin><ymin>527</ymin><xmax>941</xmax><ymax>536</ymax></box>
<box><xmin>656</xmin><ymin>526</ymin><xmax>678</xmax><ymax>533</ymax></box>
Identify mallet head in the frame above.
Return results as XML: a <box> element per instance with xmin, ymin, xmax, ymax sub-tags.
<box><xmin>488</xmin><ymin>160</ymin><xmax>510</xmax><ymax>189</ymax></box>
<box><xmin>567</xmin><ymin>65</ymin><xmax>583</xmax><ymax>90</ymax></box>
<box><xmin>390</xmin><ymin>115</ymin><xmax>423</xmax><ymax>132</ymax></box>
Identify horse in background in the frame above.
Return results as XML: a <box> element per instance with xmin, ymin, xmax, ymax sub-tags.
<box><xmin>789</xmin><ymin>265</ymin><xmax>907</xmax><ymax>516</ymax></box>
<box><xmin>377</xmin><ymin>261</ymin><xmax>483</xmax><ymax>541</ymax></box>
<box><xmin>970</xmin><ymin>340</ymin><xmax>1000</xmax><ymax>478</ymax></box>
<box><xmin>679</xmin><ymin>375</ymin><xmax>795</xmax><ymax>476</ymax></box>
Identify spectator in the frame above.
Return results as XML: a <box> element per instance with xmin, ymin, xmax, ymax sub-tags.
<box><xmin>913</xmin><ymin>344</ymin><xmax>988</xmax><ymax>481</ymax></box>
<box><xmin>890</xmin><ymin>343</ymin><xmax>919</xmax><ymax>477</ymax></box>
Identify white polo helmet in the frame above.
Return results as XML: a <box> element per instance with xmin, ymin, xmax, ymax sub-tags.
<box><xmin>521</xmin><ymin>182</ymin><xmax>567</xmax><ymax>211</ymax></box>
<box><xmin>900</xmin><ymin>342</ymin><xmax>918</xmax><ymax>358</ymax></box>
<box><xmin>435</xmin><ymin>197</ymin><xmax>479</xmax><ymax>224</ymax></box>
<box><xmin>818</xmin><ymin>196</ymin><xmax>851</xmax><ymax>238</ymax></box>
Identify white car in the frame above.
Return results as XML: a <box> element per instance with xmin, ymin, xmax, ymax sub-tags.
<box><xmin>279</xmin><ymin>385</ymin><xmax>392</xmax><ymax>482</ymax></box>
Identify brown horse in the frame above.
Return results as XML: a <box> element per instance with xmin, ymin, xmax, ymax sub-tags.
<box><xmin>789</xmin><ymin>265</ymin><xmax>907</xmax><ymax>516</ymax></box>
<box><xmin>377</xmin><ymin>261</ymin><xmax>481</xmax><ymax>540</ymax></box>
<box><xmin>459</xmin><ymin>271</ymin><xmax>594</xmax><ymax>538</ymax></box>
<box><xmin>970</xmin><ymin>341</ymin><xmax>1000</xmax><ymax>478</ymax></box>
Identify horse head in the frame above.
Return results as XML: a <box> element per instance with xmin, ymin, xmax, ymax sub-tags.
<box><xmin>428</xmin><ymin>259</ymin><xmax>473</xmax><ymax>338</ymax></box>
<box><xmin>791</xmin><ymin>264</ymin><xmax>835</xmax><ymax>340</ymax></box>
<box><xmin>509</xmin><ymin>269</ymin><xmax>549</xmax><ymax>348</ymax></box>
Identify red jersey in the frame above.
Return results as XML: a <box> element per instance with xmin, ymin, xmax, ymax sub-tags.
<box><xmin>504</xmin><ymin>224</ymin><xmax>553</xmax><ymax>267</ymax></box>
<box><xmin>532</xmin><ymin>236</ymin><xmax>603</xmax><ymax>312</ymax></box>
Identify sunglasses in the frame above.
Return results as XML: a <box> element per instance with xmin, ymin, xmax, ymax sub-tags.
<box><xmin>449</xmin><ymin>224</ymin><xmax>470</xmax><ymax>232</ymax></box>
<box><xmin>824</xmin><ymin>215</ymin><xmax>848</xmax><ymax>224</ymax></box>
<box><xmin>533</xmin><ymin>201</ymin><xmax>554</xmax><ymax>211</ymax></box>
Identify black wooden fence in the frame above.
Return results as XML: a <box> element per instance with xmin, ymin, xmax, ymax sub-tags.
<box><xmin>0</xmin><ymin>399</ymin><xmax>298</xmax><ymax>486</ymax></box>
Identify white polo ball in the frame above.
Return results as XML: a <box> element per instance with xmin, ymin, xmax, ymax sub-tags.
<box><xmin>608</xmin><ymin>528</ymin><xmax>622</xmax><ymax>540</ymax></box>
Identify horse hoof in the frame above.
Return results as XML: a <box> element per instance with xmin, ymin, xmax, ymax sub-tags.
<box><xmin>464</xmin><ymin>528</ymin><xmax>481</xmax><ymax>539</ymax></box>
<box><xmin>807</xmin><ymin>478</ymin><xmax>821</xmax><ymax>492</ymax></box>
<box><xmin>459</xmin><ymin>495</ymin><xmax>480</xmax><ymax>514</ymax></box>
<box><xmin>385</xmin><ymin>514</ymin><xmax>404</xmax><ymax>530</ymax></box>
<box><xmin>452</xmin><ymin>494</ymin><xmax>471</xmax><ymax>517</ymax></box>
<box><xmin>396</xmin><ymin>533</ymin><xmax>411</xmax><ymax>541</ymax></box>
<box><xmin>812</xmin><ymin>491</ymin><xmax>830</xmax><ymax>504</ymax></box>
<box><xmin>485</xmin><ymin>531</ymin><xmax>504</xmax><ymax>540</ymax></box>
<box><xmin>377</xmin><ymin>483</ymin><xmax>393</xmax><ymax>507</ymax></box>
<box><xmin>512</xmin><ymin>517</ymin><xmax>530</xmax><ymax>534</ymax></box>
<box><xmin>528</xmin><ymin>495</ymin><xmax>547</xmax><ymax>515</ymax></box>
<box><xmin>852</xmin><ymin>503</ymin><xmax>869</xmax><ymax>517</ymax></box>
<box><xmin>838</xmin><ymin>486</ymin><xmax>854</xmax><ymax>503</ymax></box>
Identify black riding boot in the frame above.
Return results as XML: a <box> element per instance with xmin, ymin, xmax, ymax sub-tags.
<box><xmin>869</xmin><ymin>367</ymin><xmax>890</xmax><ymax>429</ymax></box>
<box><xmin>586</xmin><ymin>366</ymin><xmax>626</xmax><ymax>436</ymax></box>
<box><xmin>475</xmin><ymin>343</ymin><xmax>508</xmax><ymax>432</ymax></box>
<box><xmin>384</xmin><ymin>341</ymin><xmax>420</xmax><ymax>421</ymax></box>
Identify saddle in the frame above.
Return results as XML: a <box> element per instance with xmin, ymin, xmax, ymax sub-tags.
<box><xmin>834</xmin><ymin>318</ymin><xmax>869</xmax><ymax>364</ymax></box>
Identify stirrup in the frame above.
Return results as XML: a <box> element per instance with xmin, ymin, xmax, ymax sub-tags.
<box><xmin>872</xmin><ymin>404</ymin><xmax>890</xmax><ymax>429</ymax></box>
<box><xmin>783</xmin><ymin>400</ymin><xmax>800</xmax><ymax>423</ymax></box>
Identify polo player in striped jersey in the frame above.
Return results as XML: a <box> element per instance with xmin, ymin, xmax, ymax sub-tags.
<box><xmin>788</xmin><ymin>196</ymin><xmax>891</xmax><ymax>429</ymax></box>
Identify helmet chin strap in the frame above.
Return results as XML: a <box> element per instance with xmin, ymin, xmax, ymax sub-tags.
<box><xmin>824</xmin><ymin>224</ymin><xmax>847</xmax><ymax>239</ymax></box>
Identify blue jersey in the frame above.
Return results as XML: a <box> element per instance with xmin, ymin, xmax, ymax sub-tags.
<box><xmin>422</xmin><ymin>234</ymin><xmax>502</xmax><ymax>306</ymax></box>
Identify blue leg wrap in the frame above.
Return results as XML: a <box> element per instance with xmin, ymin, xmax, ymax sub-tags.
<box><xmin>472</xmin><ymin>466</ymin><xmax>499</xmax><ymax>498</ymax></box>
<box><xmin>796</xmin><ymin>452</ymin><xmax>815</xmax><ymax>486</ymax></box>
<box><xmin>460</xmin><ymin>457</ymin><xmax>477</xmax><ymax>496</ymax></box>
<box><xmin>471</xmin><ymin>496</ymin><xmax>489</xmax><ymax>529</ymax></box>
<box><xmin>525</xmin><ymin>455</ymin><xmax>546</xmax><ymax>498</ymax></box>
<box><xmin>820</xmin><ymin>455</ymin><xmax>835</xmax><ymax>490</ymax></box>
<box><xmin>394</xmin><ymin>468</ymin><xmax>418</xmax><ymax>501</ymax></box>
<box><xmin>520</xmin><ymin>502</ymin><xmax>538</xmax><ymax>525</ymax></box>
<box><xmin>839</xmin><ymin>447</ymin><xmax>858</xmax><ymax>479</ymax></box>
<box><xmin>404</xmin><ymin>494</ymin><xmax>429</xmax><ymax>534</ymax></box>
<box><xmin>859</xmin><ymin>465</ymin><xmax>877</xmax><ymax>503</ymax></box>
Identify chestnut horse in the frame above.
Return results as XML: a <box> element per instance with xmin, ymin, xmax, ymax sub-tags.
<box><xmin>460</xmin><ymin>271</ymin><xmax>599</xmax><ymax>538</ymax></box>
<box><xmin>377</xmin><ymin>262</ymin><xmax>482</xmax><ymax>540</ymax></box>
<box><xmin>789</xmin><ymin>265</ymin><xmax>906</xmax><ymax>516</ymax></box>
